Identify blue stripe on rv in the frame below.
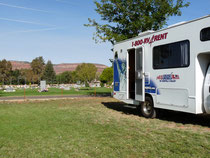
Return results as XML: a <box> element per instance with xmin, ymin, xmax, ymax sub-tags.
<box><xmin>145</xmin><ymin>79</ymin><xmax>160</xmax><ymax>95</ymax></box>
<box><xmin>113</xmin><ymin>60</ymin><xmax>120</xmax><ymax>91</ymax></box>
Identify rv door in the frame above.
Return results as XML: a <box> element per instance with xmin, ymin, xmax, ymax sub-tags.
<box><xmin>135</xmin><ymin>47</ymin><xmax>145</xmax><ymax>101</ymax></box>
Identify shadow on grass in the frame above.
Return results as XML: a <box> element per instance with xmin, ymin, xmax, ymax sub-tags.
<box><xmin>102</xmin><ymin>102</ymin><xmax>139</xmax><ymax>115</ymax></box>
<box><xmin>79</xmin><ymin>88</ymin><xmax>93</xmax><ymax>90</ymax></box>
<box><xmin>102</xmin><ymin>101</ymin><xmax>210</xmax><ymax>128</ymax></box>
<box><xmin>87</xmin><ymin>92</ymin><xmax>112</xmax><ymax>97</ymax></box>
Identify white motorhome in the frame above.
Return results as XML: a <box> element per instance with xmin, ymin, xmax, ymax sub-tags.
<box><xmin>113</xmin><ymin>15</ymin><xmax>210</xmax><ymax>118</ymax></box>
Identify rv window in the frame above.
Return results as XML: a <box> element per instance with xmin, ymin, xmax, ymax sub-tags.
<box><xmin>153</xmin><ymin>40</ymin><xmax>190</xmax><ymax>69</ymax></box>
<box><xmin>201</xmin><ymin>27</ymin><xmax>210</xmax><ymax>41</ymax></box>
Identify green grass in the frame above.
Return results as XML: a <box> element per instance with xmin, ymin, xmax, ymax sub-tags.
<box><xmin>0</xmin><ymin>98</ymin><xmax>209</xmax><ymax>157</ymax></box>
<box><xmin>0</xmin><ymin>87</ymin><xmax>112</xmax><ymax>97</ymax></box>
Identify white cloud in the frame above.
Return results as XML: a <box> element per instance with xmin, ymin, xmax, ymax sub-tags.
<box><xmin>0</xmin><ymin>2</ymin><xmax>51</xmax><ymax>13</ymax></box>
<box><xmin>0</xmin><ymin>17</ymin><xmax>56</xmax><ymax>26</ymax></box>
<box><xmin>4</xmin><ymin>27</ymin><xmax>63</xmax><ymax>34</ymax></box>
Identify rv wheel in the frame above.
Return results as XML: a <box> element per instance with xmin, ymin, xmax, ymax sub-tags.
<box><xmin>140</xmin><ymin>96</ymin><xmax>156</xmax><ymax>118</ymax></box>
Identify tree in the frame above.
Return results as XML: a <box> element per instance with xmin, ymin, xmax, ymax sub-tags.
<box><xmin>85</xmin><ymin>0</ymin><xmax>189</xmax><ymax>44</ymax></box>
<box><xmin>31</xmin><ymin>56</ymin><xmax>45</xmax><ymax>83</ymax></box>
<box><xmin>56</xmin><ymin>71</ymin><xmax>73</xmax><ymax>84</ymax></box>
<box><xmin>0</xmin><ymin>59</ymin><xmax>12</xmax><ymax>85</ymax></box>
<box><xmin>100</xmin><ymin>67</ymin><xmax>113</xmax><ymax>85</ymax></box>
<box><xmin>20</xmin><ymin>69</ymin><xmax>33</xmax><ymax>84</ymax></box>
<box><xmin>71</xmin><ymin>71</ymin><xmax>78</xmax><ymax>83</ymax></box>
<box><xmin>12</xmin><ymin>69</ymin><xmax>25</xmax><ymax>85</ymax></box>
<box><xmin>42</xmin><ymin>60</ymin><xmax>56</xmax><ymax>84</ymax></box>
<box><xmin>95</xmin><ymin>72</ymin><xmax>101</xmax><ymax>81</ymax></box>
<box><xmin>11</xmin><ymin>69</ymin><xmax>22</xmax><ymax>85</ymax></box>
<box><xmin>76</xmin><ymin>63</ymin><xmax>97</xmax><ymax>86</ymax></box>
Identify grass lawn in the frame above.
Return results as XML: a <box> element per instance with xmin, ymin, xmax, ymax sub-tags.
<box><xmin>0</xmin><ymin>87</ymin><xmax>112</xmax><ymax>97</ymax></box>
<box><xmin>0</xmin><ymin>97</ymin><xmax>209</xmax><ymax>157</ymax></box>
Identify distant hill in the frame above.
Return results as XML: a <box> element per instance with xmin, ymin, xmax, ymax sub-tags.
<box><xmin>10</xmin><ymin>61</ymin><xmax>108</xmax><ymax>74</ymax></box>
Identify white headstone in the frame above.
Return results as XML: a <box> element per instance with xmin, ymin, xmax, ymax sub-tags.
<box><xmin>40</xmin><ymin>81</ymin><xmax>46</xmax><ymax>92</ymax></box>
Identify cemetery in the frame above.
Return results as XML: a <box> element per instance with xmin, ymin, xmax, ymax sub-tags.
<box><xmin>0</xmin><ymin>82</ymin><xmax>112</xmax><ymax>98</ymax></box>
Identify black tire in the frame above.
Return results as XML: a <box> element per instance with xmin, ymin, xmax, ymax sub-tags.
<box><xmin>140</xmin><ymin>96</ymin><xmax>156</xmax><ymax>118</ymax></box>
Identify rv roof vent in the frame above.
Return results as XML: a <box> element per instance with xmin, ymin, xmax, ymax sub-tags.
<box><xmin>138</xmin><ymin>30</ymin><xmax>154</xmax><ymax>36</ymax></box>
<box><xmin>167</xmin><ymin>21</ymin><xmax>186</xmax><ymax>28</ymax></box>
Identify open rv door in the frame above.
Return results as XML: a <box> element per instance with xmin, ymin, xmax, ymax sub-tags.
<box><xmin>135</xmin><ymin>47</ymin><xmax>145</xmax><ymax>101</ymax></box>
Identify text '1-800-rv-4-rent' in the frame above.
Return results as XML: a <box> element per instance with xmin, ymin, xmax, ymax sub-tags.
<box><xmin>113</xmin><ymin>15</ymin><xmax>210</xmax><ymax>118</ymax></box>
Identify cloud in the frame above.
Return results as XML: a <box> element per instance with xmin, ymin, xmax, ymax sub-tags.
<box><xmin>0</xmin><ymin>2</ymin><xmax>51</xmax><ymax>13</ymax></box>
<box><xmin>0</xmin><ymin>27</ymin><xmax>65</xmax><ymax>39</ymax></box>
<box><xmin>5</xmin><ymin>27</ymin><xmax>63</xmax><ymax>34</ymax></box>
<box><xmin>0</xmin><ymin>17</ymin><xmax>55</xmax><ymax>26</ymax></box>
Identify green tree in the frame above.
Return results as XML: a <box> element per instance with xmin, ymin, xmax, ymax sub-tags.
<box><xmin>20</xmin><ymin>69</ymin><xmax>33</xmax><ymax>84</ymax></box>
<box><xmin>95</xmin><ymin>72</ymin><xmax>101</xmax><ymax>81</ymax></box>
<box><xmin>42</xmin><ymin>60</ymin><xmax>56</xmax><ymax>84</ymax></box>
<box><xmin>71</xmin><ymin>71</ymin><xmax>78</xmax><ymax>83</ymax></box>
<box><xmin>76</xmin><ymin>63</ymin><xmax>97</xmax><ymax>86</ymax></box>
<box><xmin>85</xmin><ymin>0</ymin><xmax>189</xmax><ymax>44</ymax></box>
<box><xmin>56</xmin><ymin>74</ymin><xmax>62</xmax><ymax>84</ymax></box>
<box><xmin>13</xmin><ymin>69</ymin><xmax>25</xmax><ymax>85</ymax></box>
<box><xmin>11</xmin><ymin>69</ymin><xmax>22</xmax><ymax>85</ymax></box>
<box><xmin>56</xmin><ymin>71</ymin><xmax>72</xmax><ymax>84</ymax></box>
<box><xmin>31</xmin><ymin>56</ymin><xmax>45</xmax><ymax>83</ymax></box>
<box><xmin>100</xmin><ymin>67</ymin><xmax>113</xmax><ymax>85</ymax></box>
<box><xmin>0</xmin><ymin>59</ymin><xmax>12</xmax><ymax>85</ymax></box>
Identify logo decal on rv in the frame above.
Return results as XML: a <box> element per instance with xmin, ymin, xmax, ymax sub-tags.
<box><xmin>132</xmin><ymin>32</ymin><xmax>168</xmax><ymax>47</ymax></box>
<box><xmin>156</xmin><ymin>73</ymin><xmax>179</xmax><ymax>82</ymax></box>
<box><xmin>114</xmin><ymin>59</ymin><xmax>126</xmax><ymax>91</ymax></box>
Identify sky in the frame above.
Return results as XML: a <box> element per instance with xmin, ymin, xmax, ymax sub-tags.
<box><xmin>0</xmin><ymin>0</ymin><xmax>209</xmax><ymax>67</ymax></box>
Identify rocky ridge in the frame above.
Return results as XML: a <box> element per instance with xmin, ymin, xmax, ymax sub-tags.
<box><xmin>10</xmin><ymin>61</ymin><xmax>108</xmax><ymax>74</ymax></box>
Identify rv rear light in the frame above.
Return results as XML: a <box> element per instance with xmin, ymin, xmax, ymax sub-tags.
<box><xmin>113</xmin><ymin>92</ymin><xmax>116</xmax><ymax>95</ymax></box>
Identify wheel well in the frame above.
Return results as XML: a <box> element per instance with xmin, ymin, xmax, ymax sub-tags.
<box><xmin>139</xmin><ymin>93</ymin><xmax>156</xmax><ymax>118</ymax></box>
<box><xmin>145</xmin><ymin>93</ymin><xmax>154</xmax><ymax>104</ymax></box>
<box><xmin>137</xmin><ymin>93</ymin><xmax>154</xmax><ymax>107</ymax></box>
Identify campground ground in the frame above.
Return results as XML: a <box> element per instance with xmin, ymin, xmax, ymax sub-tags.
<box><xmin>0</xmin><ymin>97</ymin><xmax>209</xmax><ymax>157</ymax></box>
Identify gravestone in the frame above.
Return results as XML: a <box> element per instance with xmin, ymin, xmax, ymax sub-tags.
<box><xmin>4</xmin><ymin>87</ymin><xmax>15</xmax><ymax>92</ymax></box>
<box><xmin>40</xmin><ymin>81</ymin><xmax>46</xmax><ymax>92</ymax></box>
<box><xmin>63</xmin><ymin>86</ymin><xmax>70</xmax><ymax>90</ymax></box>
